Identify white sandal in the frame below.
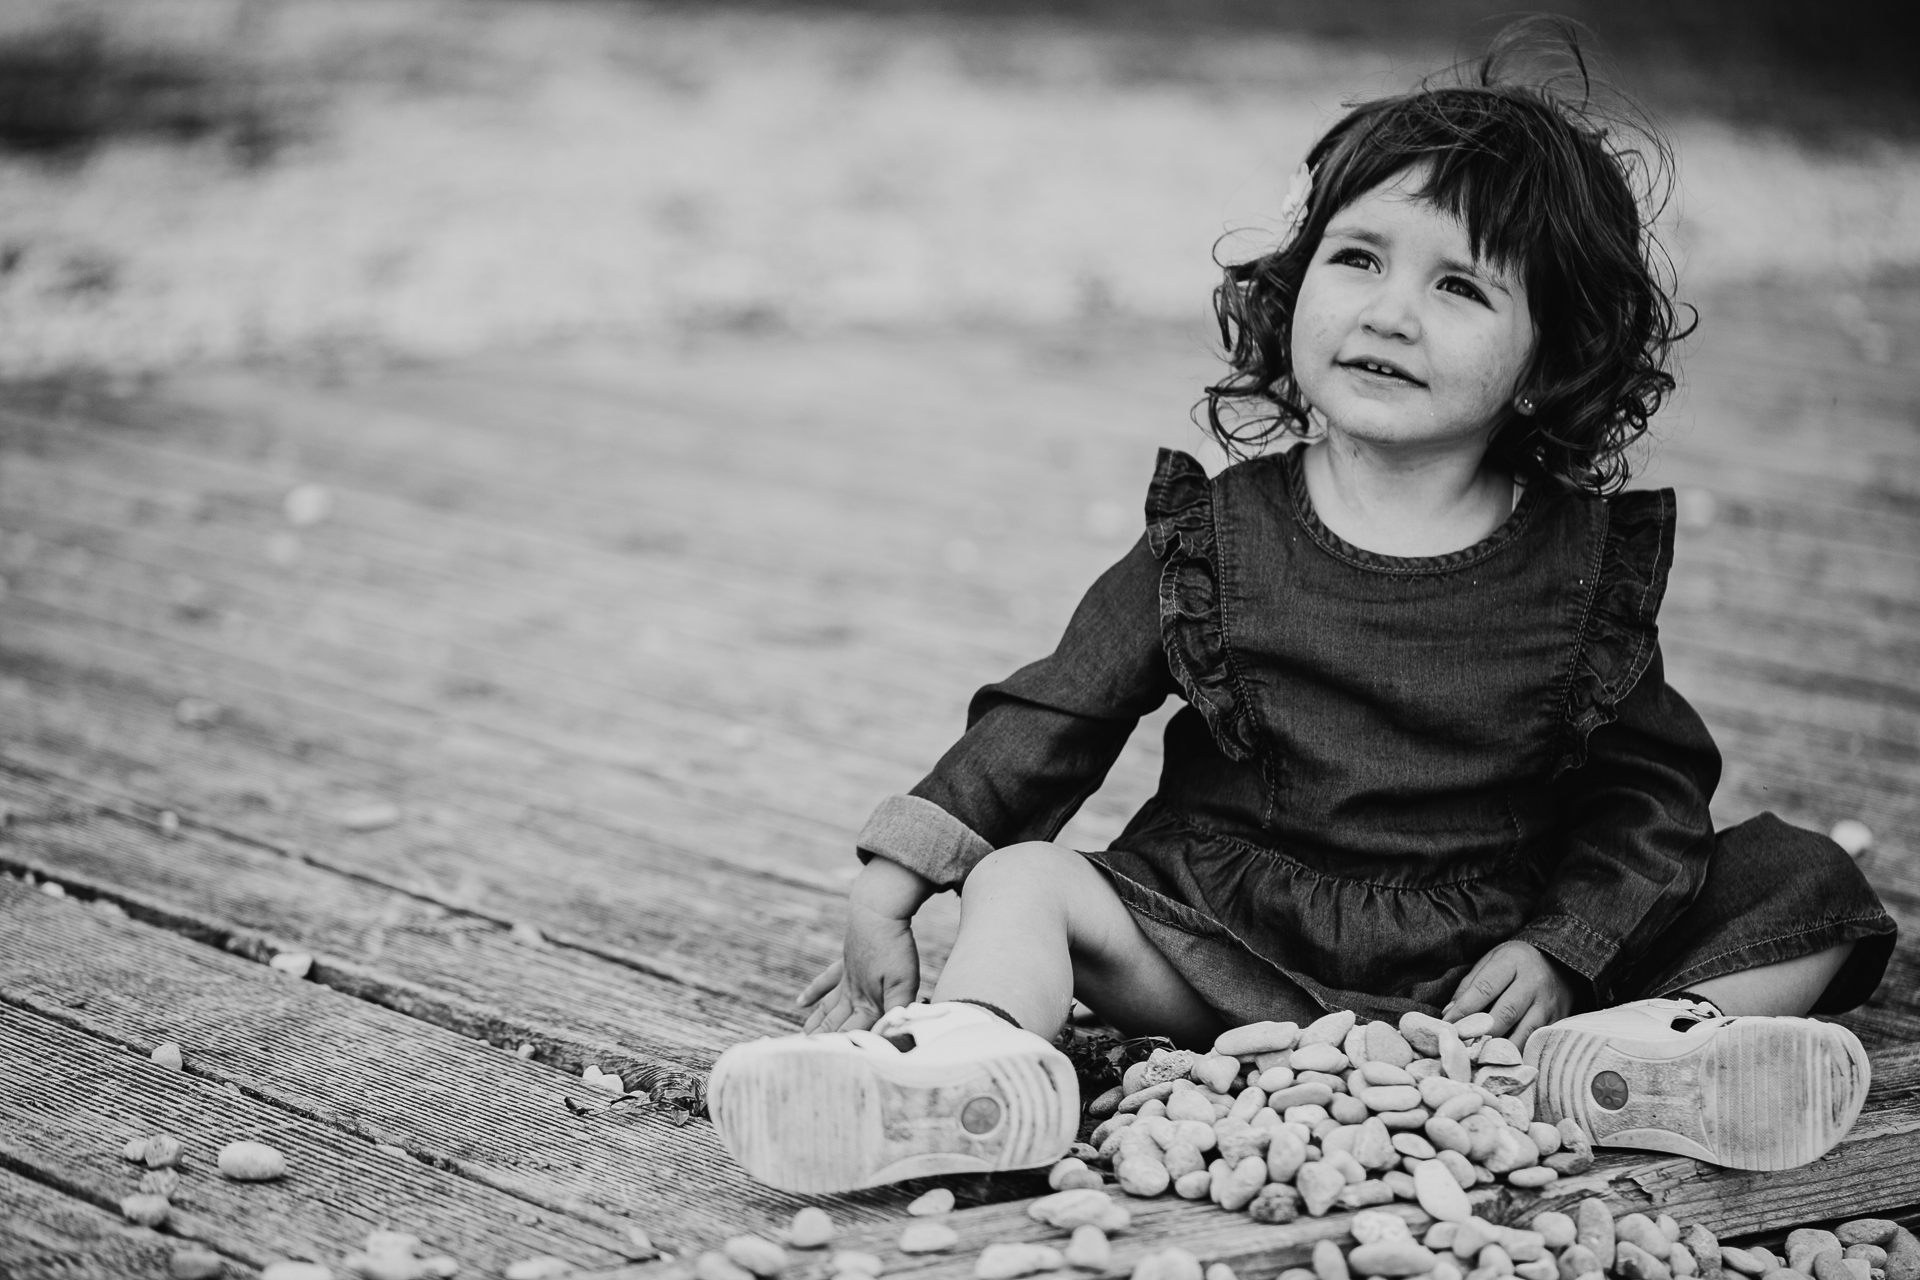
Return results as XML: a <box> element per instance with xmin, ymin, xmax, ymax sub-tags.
<box><xmin>1527</xmin><ymin>996</ymin><xmax>1871</xmax><ymax>1170</ymax></box>
<box><xmin>707</xmin><ymin>1001</ymin><xmax>1080</xmax><ymax>1193</ymax></box>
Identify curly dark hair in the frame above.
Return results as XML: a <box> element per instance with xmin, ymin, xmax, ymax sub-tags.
<box><xmin>1204</xmin><ymin>21</ymin><xmax>1693</xmax><ymax>495</ymax></box>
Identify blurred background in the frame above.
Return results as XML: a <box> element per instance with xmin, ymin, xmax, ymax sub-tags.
<box><xmin>0</xmin><ymin>0</ymin><xmax>1916</xmax><ymax>376</ymax></box>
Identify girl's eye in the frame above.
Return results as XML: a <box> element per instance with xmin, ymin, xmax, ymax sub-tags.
<box><xmin>1440</xmin><ymin>276</ymin><xmax>1489</xmax><ymax>305</ymax></box>
<box><xmin>1328</xmin><ymin>247</ymin><xmax>1377</xmax><ymax>270</ymax></box>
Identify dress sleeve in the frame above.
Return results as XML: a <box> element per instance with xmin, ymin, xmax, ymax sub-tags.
<box><xmin>855</xmin><ymin>456</ymin><xmax>1200</xmax><ymax>889</ymax></box>
<box><xmin>1514</xmin><ymin>489</ymin><xmax>1723</xmax><ymax>1000</ymax></box>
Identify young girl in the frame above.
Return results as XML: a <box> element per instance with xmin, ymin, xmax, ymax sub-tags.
<box><xmin>708</xmin><ymin>38</ymin><xmax>1896</xmax><ymax>1195</ymax></box>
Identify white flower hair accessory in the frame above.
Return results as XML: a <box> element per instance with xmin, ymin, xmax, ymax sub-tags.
<box><xmin>1276</xmin><ymin>161</ymin><xmax>1315</xmax><ymax>249</ymax></box>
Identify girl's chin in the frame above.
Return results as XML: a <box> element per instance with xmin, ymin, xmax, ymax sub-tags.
<box><xmin>1319</xmin><ymin>413</ymin><xmax>1479</xmax><ymax>449</ymax></box>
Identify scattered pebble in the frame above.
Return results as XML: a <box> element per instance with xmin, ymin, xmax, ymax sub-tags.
<box><xmin>581</xmin><ymin>1064</ymin><xmax>625</xmax><ymax>1094</ymax></box>
<box><xmin>217</xmin><ymin>1140</ymin><xmax>289</xmax><ymax>1181</ymax></box>
<box><xmin>123</xmin><ymin>1136</ymin><xmax>152</xmax><ymax>1163</ymax></box>
<box><xmin>1065</xmin><ymin>1226</ymin><xmax>1112</xmax><ymax>1270</ymax></box>
<box><xmin>510</xmin><ymin>921</ymin><xmax>548</xmax><ymax>947</ymax></box>
<box><xmin>171</xmin><ymin>1247</ymin><xmax>226</xmax><ymax>1280</ymax></box>
<box><xmin>39</xmin><ymin>879</ymin><xmax>67</xmax><ymax>898</ymax></box>
<box><xmin>159</xmin><ymin>810</ymin><xmax>181</xmax><ymax>837</ymax></box>
<box><xmin>974</xmin><ymin>1242</ymin><xmax>1064</xmax><ymax>1279</ymax></box>
<box><xmin>338</xmin><ymin>802</ymin><xmax>401</xmax><ymax>832</ymax></box>
<box><xmin>899</xmin><ymin>1222</ymin><xmax>959</xmax><ymax>1254</ymax></box>
<box><xmin>341</xmin><ymin>1231</ymin><xmax>458</xmax><ymax>1280</ymax></box>
<box><xmin>789</xmin><ymin>1207</ymin><xmax>835</xmax><ymax>1249</ymax></box>
<box><xmin>261</xmin><ymin>1265</ymin><xmax>334</xmax><ymax>1280</ymax></box>
<box><xmin>696</xmin><ymin>1253</ymin><xmax>757</xmax><ymax>1280</ymax></box>
<box><xmin>831</xmin><ymin>1251</ymin><xmax>883</xmax><ymax>1277</ymax></box>
<box><xmin>907</xmin><ymin>1187</ymin><xmax>955</xmax><ymax>1216</ymax></box>
<box><xmin>270</xmin><ymin>952</ymin><xmax>315</xmax><ymax>979</ymax></box>
<box><xmin>516</xmin><ymin>1043</ymin><xmax>536</xmax><ymax>1059</ymax></box>
<box><xmin>140</xmin><ymin>1169</ymin><xmax>181</xmax><ymax>1198</ymax></box>
<box><xmin>1133</xmin><ymin>1247</ymin><xmax>1203</xmax><ymax>1280</ymax></box>
<box><xmin>175</xmin><ymin>697</ymin><xmax>223</xmax><ymax>729</ymax></box>
<box><xmin>144</xmin><ymin>1135</ymin><xmax>184</xmax><ymax>1169</ymax></box>
<box><xmin>723</xmin><ymin>1235</ymin><xmax>787</xmax><ymax>1277</ymax></box>
<box><xmin>283</xmin><ymin>484</ymin><xmax>334</xmax><ymax>528</ymax></box>
<box><xmin>150</xmin><ymin>1042</ymin><xmax>185</xmax><ymax>1071</ymax></box>
<box><xmin>1830</xmin><ymin>819</ymin><xmax>1873</xmax><ymax>857</ymax></box>
<box><xmin>120</xmin><ymin>1193</ymin><xmax>171</xmax><ymax>1227</ymax></box>
<box><xmin>505</xmin><ymin>1259</ymin><xmax>575</xmax><ymax>1280</ymax></box>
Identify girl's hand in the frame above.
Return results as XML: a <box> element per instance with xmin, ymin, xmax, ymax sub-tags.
<box><xmin>796</xmin><ymin>857</ymin><xmax>935</xmax><ymax>1034</ymax></box>
<box><xmin>1443</xmin><ymin>939</ymin><xmax>1575</xmax><ymax>1049</ymax></box>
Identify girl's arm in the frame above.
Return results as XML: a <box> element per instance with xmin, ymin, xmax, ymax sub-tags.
<box><xmin>1512</xmin><ymin>643</ymin><xmax>1723</xmax><ymax>1005</ymax></box>
<box><xmin>857</xmin><ymin>530</ymin><xmax>1179</xmax><ymax>890</ymax></box>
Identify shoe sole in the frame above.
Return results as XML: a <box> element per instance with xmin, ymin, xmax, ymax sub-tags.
<box><xmin>1528</xmin><ymin>1017</ymin><xmax>1870</xmax><ymax>1170</ymax></box>
<box><xmin>707</xmin><ymin>1034</ymin><xmax>1079</xmax><ymax>1193</ymax></box>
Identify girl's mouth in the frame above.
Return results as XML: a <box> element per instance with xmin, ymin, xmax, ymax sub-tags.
<box><xmin>1341</xmin><ymin>358</ymin><xmax>1426</xmax><ymax>386</ymax></box>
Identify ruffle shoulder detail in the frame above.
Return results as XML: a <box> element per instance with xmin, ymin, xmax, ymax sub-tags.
<box><xmin>1144</xmin><ymin>448</ymin><xmax>1261</xmax><ymax>762</ymax></box>
<box><xmin>1558</xmin><ymin>487</ymin><xmax>1677</xmax><ymax>774</ymax></box>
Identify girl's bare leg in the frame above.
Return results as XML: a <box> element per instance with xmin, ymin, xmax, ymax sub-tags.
<box><xmin>1684</xmin><ymin>941</ymin><xmax>1856</xmax><ymax>1016</ymax></box>
<box><xmin>930</xmin><ymin>841</ymin><xmax>1227</xmax><ymax>1049</ymax></box>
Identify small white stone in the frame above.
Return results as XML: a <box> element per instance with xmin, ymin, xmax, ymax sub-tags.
<box><xmin>150</xmin><ymin>1042</ymin><xmax>184</xmax><ymax>1071</ymax></box>
<box><xmin>505</xmin><ymin>1259</ymin><xmax>574</xmax><ymax>1280</ymax></box>
<box><xmin>338</xmin><ymin>802</ymin><xmax>401</xmax><ymax>832</ymax></box>
<box><xmin>261</xmin><ymin>1265</ymin><xmax>334</xmax><ymax>1280</ymax></box>
<box><xmin>789</xmin><ymin>1207</ymin><xmax>835</xmax><ymax>1248</ymax></box>
<box><xmin>283</xmin><ymin>484</ymin><xmax>334</xmax><ymax>528</ymax></box>
<box><xmin>511</xmin><ymin>921</ymin><xmax>548</xmax><ymax>947</ymax></box>
<box><xmin>175</xmin><ymin>697</ymin><xmax>223</xmax><ymax>728</ymax></box>
<box><xmin>1830</xmin><ymin>819</ymin><xmax>1873</xmax><ymax>857</ymax></box>
<box><xmin>907</xmin><ymin>1187</ymin><xmax>955</xmax><ymax>1216</ymax></box>
<box><xmin>158</xmin><ymin>810</ymin><xmax>181</xmax><ymax>837</ymax></box>
<box><xmin>516</xmin><ymin>1043</ymin><xmax>536</xmax><ymax>1059</ymax></box>
<box><xmin>581</xmin><ymin>1065</ymin><xmax>626</xmax><ymax>1094</ymax></box>
<box><xmin>270</xmin><ymin>952</ymin><xmax>314</xmax><ymax>979</ymax></box>
<box><xmin>899</xmin><ymin>1222</ymin><xmax>959</xmax><ymax>1254</ymax></box>
<box><xmin>217</xmin><ymin>1140</ymin><xmax>289</xmax><ymax>1181</ymax></box>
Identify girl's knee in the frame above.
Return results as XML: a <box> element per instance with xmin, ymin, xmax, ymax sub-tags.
<box><xmin>963</xmin><ymin>842</ymin><xmax>1088</xmax><ymax>901</ymax></box>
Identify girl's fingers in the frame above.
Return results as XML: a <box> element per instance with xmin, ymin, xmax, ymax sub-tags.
<box><xmin>796</xmin><ymin>960</ymin><xmax>844</xmax><ymax>1009</ymax></box>
<box><xmin>807</xmin><ymin>987</ymin><xmax>851</xmax><ymax>1034</ymax></box>
<box><xmin>1444</xmin><ymin>952</ymin><xmax>1512</xmax><ymax>1020</ymax></box>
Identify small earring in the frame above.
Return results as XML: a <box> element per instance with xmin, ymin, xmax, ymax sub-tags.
<box><xmin>1515</xmin><ymin>394</ymin><xmax>1537</xmax><ymax>415</ymax></box>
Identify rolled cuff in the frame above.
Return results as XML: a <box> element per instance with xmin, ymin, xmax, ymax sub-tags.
<box><xmin>855</xmin><ymin>794</ymin><xmax>995</xmax><ymax>890</ymax></box>
<box><xmin>1513</xmin><ymin>912</ymin><xmax>1622</xmax><ymax>998</ymax></box>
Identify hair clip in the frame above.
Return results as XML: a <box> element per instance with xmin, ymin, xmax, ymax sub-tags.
<box><xmin>1276</xmin><ymin>162</ymin><xmax>1315</xmax><ymax>249</ymax></box>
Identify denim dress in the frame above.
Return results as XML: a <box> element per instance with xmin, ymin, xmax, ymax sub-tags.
<box><xmin>858</xmin><ymin>447</ymin><xmax>1896</xmax><ymax>1025</ymax></box>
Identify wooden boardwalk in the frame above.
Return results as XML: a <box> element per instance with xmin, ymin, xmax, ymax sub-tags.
<box><xmin>2</xmin><ymin>276</ymin><xmax>1917</xmax><ymax>1276</ymax></box>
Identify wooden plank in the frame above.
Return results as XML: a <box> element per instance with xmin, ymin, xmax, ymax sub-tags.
<box><xmin>0</xmin><ymin>765</ymin><xmax>799</xmax><ymax>1064</ymax></box>
<box><xmin>0</xmin><ymin>1164</ymin><xmax>187</xmax><ymax>1279</ymax></box>
<box><xmin>0</xmin><ymin>998</ymin><xmax>631</xmax><ymax>1274</ymax></box>
<box><xmin>0</xmin><ymin>644</ymin><xmax>864</xmax><ymax>1009</ymax></box>
<box><xmin>0</xmin><ymin>877</ymin><xmax>918</xmax><ymax>1243</ymax></box>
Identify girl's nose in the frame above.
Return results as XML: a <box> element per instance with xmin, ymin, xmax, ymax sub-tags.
<box><xmin>1358</xmin><ymin>281</ymin><xmax>1421</xmax><ymax>342</ymax></box>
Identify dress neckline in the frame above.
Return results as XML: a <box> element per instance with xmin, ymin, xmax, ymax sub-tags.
<box><xmin>1279</xmin><ymin>445</ymin><xmax>1542</xmax><ymax>576</ymax></box>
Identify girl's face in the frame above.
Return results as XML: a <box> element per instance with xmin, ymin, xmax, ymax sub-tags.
<box><xmin>1291</xmin><ymin>169</ymin><xmax>1535</xmax><ymax>461</ymax></box>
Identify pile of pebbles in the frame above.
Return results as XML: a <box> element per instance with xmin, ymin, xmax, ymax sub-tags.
<box><xmin>1079</xmin><ymin>1009</ymin><xmax>1586</xmax><ymax>1222</ymax></box>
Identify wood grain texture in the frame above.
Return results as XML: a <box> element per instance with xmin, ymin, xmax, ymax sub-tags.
<box><xmin>0</xmin><ymin>767</ymin><xmax>788</xmax><ymax>1068</ymax></box>
<box><xmin>1</xmin><ymin>269</ymin><xmax>1916</xmax><ymax>1267</ymax></box>
<box><xmin>0</xmin><ymin>878</ymin><xmax>919</xmax><ymax>1243</ymax></box>
<box><xmin>0</xmin><ymin>1164</ymin><xmax>187</xmax><ymax>1280</ymax></box>
<box><xmin>0</xmin><ymin>997</ymin><xmax>631</xmax><ymax>1272</ymax></box>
